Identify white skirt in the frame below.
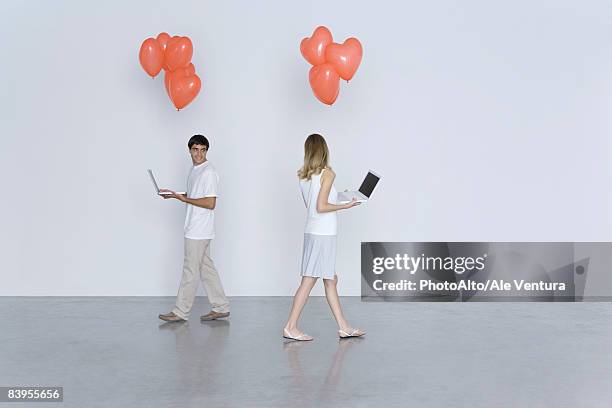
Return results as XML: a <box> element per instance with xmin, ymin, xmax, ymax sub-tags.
<box><xmin>301</xmin><ymin>233</ymin><xmax>337</xmax><ymax>280</ymax></box>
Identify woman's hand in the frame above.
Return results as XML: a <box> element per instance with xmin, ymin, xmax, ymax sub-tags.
<box><xmin>343</xmin><ymin>198</ymin><xmax>361</xmax><ymax>209</ymax></box>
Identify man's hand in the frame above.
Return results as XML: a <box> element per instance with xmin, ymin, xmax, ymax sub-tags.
<box><xmin>159</xmin><ymin>189</ymin><xmax>186</xmax><ymax>202</ymax></box>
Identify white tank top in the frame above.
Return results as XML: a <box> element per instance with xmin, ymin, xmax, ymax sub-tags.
<box><xmin>299</xmin><ymin>168</ymin><xmax>338</xmax><ymax>235</ymax></box>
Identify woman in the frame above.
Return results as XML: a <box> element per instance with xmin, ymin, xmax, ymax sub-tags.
<box><xmin>283</xmin><ymin>134</ymin><xmax>365</xmax><ymax>341</ymax></box>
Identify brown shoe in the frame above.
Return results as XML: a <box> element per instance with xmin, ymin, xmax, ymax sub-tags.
<box><xmin>200</xmin><ymin>311</ymin><xmax>230</xmax><ymax>321</ymax></box>
<box><xmin>159</xmin><ymin>312</ymin><xmax>187</xmax><ymax>322</ymax></box>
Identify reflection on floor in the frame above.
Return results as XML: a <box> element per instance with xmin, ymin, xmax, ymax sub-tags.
<box><xmin>1</xmin><ymin>297</ymin><xmax>612</xmax><ymax>407</ymax></box>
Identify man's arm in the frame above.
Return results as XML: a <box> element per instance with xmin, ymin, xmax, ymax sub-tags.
<box><xmin>159</xmin><ymin>189</ymin><xmax>216</xmax><ymax>209</ymax></box>
<box><xmin>184</xmin><ymin>196</ymin><xmax>216</xmax><ymax>210</ymax></box>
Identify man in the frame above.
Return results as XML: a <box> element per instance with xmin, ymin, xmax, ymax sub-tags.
<box><xmin>159</xmin><ymin>134</ymin><xmax>230</xmax><ymax>322</ymax></box>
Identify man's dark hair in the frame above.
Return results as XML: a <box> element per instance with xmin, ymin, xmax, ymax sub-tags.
<box><xmin>188</xmin><ymin>134</ymin><xmax>209</xmax><ymax>150</ymax></box>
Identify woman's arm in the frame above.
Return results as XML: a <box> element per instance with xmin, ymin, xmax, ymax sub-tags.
<box><xmin>316</xmin><ymin>169</ymin><xmax>360</xmax><ymax>213</ymax></box>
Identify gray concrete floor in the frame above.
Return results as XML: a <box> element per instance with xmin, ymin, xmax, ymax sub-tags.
<box><xmin>1</xmin><ymin>297</ymin><xmax>612</xmax><ymax>407</ymax></box>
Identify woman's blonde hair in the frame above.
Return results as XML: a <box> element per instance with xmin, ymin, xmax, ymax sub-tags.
<box><xmin>298</xmin><ymin>133</ymin><xmax>330</xmax><ymax>180</ymax></box>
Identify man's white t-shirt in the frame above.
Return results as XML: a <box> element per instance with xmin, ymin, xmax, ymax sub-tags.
<box><xmin>184</xmin><ymin>161</ymin><xmax>219</xmax><ymax>240</ymax></box>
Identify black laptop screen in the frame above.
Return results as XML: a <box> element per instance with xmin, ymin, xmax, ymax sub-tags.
<box><xmin>358</xmin><ymin>172</ymin><xmax>380</xmax><ymax>197</ymax></box>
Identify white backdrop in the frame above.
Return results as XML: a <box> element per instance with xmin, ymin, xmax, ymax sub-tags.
<box><xmin>1</xmin><ymin>0</ymin><xmax>611</xmax><ymax>296</ymax></box>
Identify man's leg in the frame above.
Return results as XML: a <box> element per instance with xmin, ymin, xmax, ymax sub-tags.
<box><xmin>199</xmin><ymin>239</ymin><xmax>230</xmax><ymax>313</ymax></box>
<box><xmin>171</xmin><ymin>238</ymin><xmax>206</xmax><ymax>319</ymax></box>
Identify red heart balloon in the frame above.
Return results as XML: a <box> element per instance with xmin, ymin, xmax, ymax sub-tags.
<box><xmin>139</xmin><ymin>38</ymin><xmax>163</xmax><ymax>77</ymax></box>
<box><xmin>169</xmin><ymin>72</ymin><xmax>201</xmax><ymax>110</ymax></box>
<box><xmin>164</xmin><ymin>64</ymin><xmax>196</xmax><ymax>96</ymax></box>
<box><xmin>300</xmin><ymin>26</ymin><xmax>333</xmax><ymax>66</ymax></box>
<box><xmin>324</xmin><ymin>38</ymin><xmax>362</xmax><ymax>81</ymax></box>
<box><xmin>156</xmin><ymin>32</ymin><xmax>171</xmax><ymax>51</ymax></box>
<box><xmin>156</xmin><ymin>32</ymin><xmax>171</xmax><ymax>71</ymax></box>
<box><xmin>184</xmin><ymin>63</ymin><xmax>195</xmax><ymax>76</ymax></box>
<box><xmin>164</xmin><ymin>70</ymin><xmax>176</xmax><ymax>97</ymax></box>
<box><xmin>165</xmin><ymin>36</ymin><xmax>193</xmax><ymax>72</ymax></box>
<box><xmin>309</xmin><ymin>63</ymin><xmax>340</xmax><ymax>105</ymax></box>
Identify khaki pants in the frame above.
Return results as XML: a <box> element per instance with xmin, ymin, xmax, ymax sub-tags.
<box><xmin>172</xmin><ymin>238</ymin><xmax>230</xmax><ymax>319</ymax></box>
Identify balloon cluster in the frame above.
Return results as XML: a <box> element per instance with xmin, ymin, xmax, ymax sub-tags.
<box><xmin>301</xmin><ymin>26</ymin><xmax>363</xmax><ymax>105</ymax></box>
<box><xmin>139</xmin><ymin>33</ymin><xmax>202</xmax><ymax>110</ymax></box>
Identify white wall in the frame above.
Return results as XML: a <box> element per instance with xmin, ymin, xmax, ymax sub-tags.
<box><xmin>1</xmin><ymin>0</ymin><xmax>611</xmax><ymax>296</ymax></box>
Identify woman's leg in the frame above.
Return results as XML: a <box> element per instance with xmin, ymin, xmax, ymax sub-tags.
<box><xmin>323</xmin><ymin>275</ymin><xmax>351</xmax><ymax>331</ymax></box>
<box><xmin>284</xmin><ymin>276</ymin><xmax>318</xmax><ymax>333</ymax></box>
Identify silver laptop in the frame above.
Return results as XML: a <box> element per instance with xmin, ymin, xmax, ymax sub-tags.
<box><xmin>148</xmin><ymin>169</ymin><xmax>185</xmax><ymax>196</ymax></box>
<box><xmin>337</xmin><ymin>170</ymin><xmax>381</xmax><ymax>204</ymax></box>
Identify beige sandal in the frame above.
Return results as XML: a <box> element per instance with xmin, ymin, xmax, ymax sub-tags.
<box><xmin>283</xmin><ymin>328</ymin><xmax>314</xmax><ymax>341</ymax></box>
<box><xmin>338</xmin><ymin>328</ymin><xmax>365</xmax><ymax>338</ymax></box>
